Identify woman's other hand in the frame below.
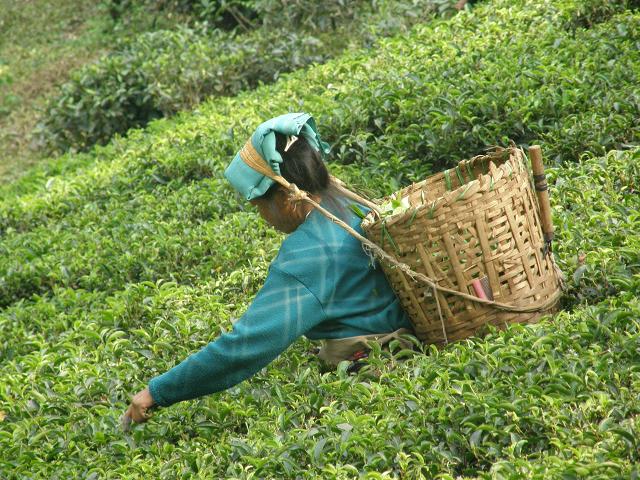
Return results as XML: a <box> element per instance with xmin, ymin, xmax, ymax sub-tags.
<box><xmin>122</xmin><ymin>387</ymin><xmax>155</xmax><ymax>431</ymax></box>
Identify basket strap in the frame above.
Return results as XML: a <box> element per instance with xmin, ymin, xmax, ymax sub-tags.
<box><xmin>329</xmin><ymin>176</ymin><xmax>382</xmax><ymax>215</ymax></box>
<box><xmin>239</xmin><ymin>140</ymin><xmax>561</xmax><ymax>316</ymax></box>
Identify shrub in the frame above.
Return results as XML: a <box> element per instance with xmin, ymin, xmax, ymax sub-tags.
<box><xmin>13</xmin><ymin>0</ymin><xmax>639</xmax><ymax>232</ymax></box>
<box><xmin>35</xmin><ymin>0</ymin><xmax>459</xmax><ymax>154</ymax></box>
<box><xmin>105</xmin><ymin>0</ymin><xmax>253</xmax><ymax>27</ymax></box>
<box><xmin>551</xmin><ymin>148</ymin><xmax>640</xmax><ymax>305</ymax></box>
<box><xmin>1</xmin><ymin>254</ymin><xmax>639</xmax><ymax>477</ymax></box>
<box><xmin>1</xmin><ymin>1</ymin><xmax>640</xmax><ymax>477</ymax></box>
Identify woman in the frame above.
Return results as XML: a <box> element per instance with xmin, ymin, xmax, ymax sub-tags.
<box><xmin>124</xmin><ymin>113</ymin><xmax>412</xmax><ymax>426</ymax></box>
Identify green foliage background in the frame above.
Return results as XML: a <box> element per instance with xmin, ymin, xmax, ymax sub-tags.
<box><xmin>35</xmin><ymin>0</ymin><xmax>461</xmax><ymax>154</ymax></box>
<box><xmin>1</xmin><ymin>0</ymin><xmax>639</xmax><ymax>478</ymax></box>
<box><xmin>0</xmin><ymin>0</ymin><xmax>194</xmax><ymax>182</ymax></box>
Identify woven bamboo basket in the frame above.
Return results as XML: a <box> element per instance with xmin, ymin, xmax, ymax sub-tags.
<box><xmin>361</xmin><ymin>146</ymin><xmax>563</xmax><ymax>344</ymax></box>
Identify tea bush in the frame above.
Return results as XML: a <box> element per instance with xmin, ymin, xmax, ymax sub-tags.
<box><xmin>35</xmin><ymin>0</ymin><xmax>460</xmax><ymax>153</ymax></box>
<box><xmin>1</xmin><ymin>246</ymin><xmax>639</xmax><ymax>477</ymax></box>
<box><xmin>1</xmin><ymin>0</ymin><xmax>639</xmax><ymax>477</ymax></box>
<box><xmin>104</xmin><ymin>0</ymin><xmax>254</xmax><ymax>29</ymax></box>
<box><xmin>2</xmin><ymin>0</ymin><xmax>638</xmax><ymax>307</ymax></box>
<box><xmin>106</xmin><ymin>0</ymin><xmax>388</xmax><ymax>31</ymax></box>
<box><xmin>13</xmin><ymin>0</ymin><xmax>639</xmax><ymax>212</ymax></box>
<box><xmin>551</xmin><ymin>149</ymin><xmax>640</xmax><ymax>305</ymax></box>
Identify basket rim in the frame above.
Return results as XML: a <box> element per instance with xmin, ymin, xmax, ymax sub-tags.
<box><xmin>361</xmin><ymin>146</ymin><xmax>528</xmax><ymax>229</ymax></box>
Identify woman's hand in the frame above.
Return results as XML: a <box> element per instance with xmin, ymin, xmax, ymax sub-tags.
<box><xmin>122</xmin><ymin>387</ymin><xmax>156</xmax><ymax>431</ymax></box>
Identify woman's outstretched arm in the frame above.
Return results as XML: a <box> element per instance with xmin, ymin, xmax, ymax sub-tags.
<box><xmin>124</xmin><ymin>266</ymin><xmax>326</xmax><ymax>422</ymax></box>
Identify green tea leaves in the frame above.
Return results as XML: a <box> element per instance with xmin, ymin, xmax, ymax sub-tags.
<box><xmin>1</xmin><ymin>0</ymin><xmax>640</xmax><ymax>478</ymax></box>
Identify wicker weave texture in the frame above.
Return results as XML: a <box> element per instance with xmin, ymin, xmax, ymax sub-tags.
<box><xmin>362</xmin><ymin>148</ymin><xmax>562</xmax><ymax>344</ymax></box>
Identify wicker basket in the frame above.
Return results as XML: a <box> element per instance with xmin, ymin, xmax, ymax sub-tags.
<box><xmin>361</xmin><ymin>147</ymin><xmax>563</xmax><ymax>345</ymax></box>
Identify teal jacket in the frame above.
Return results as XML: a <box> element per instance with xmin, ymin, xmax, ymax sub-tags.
<box><xmin>149</xmin><ymin>203</ymin><xmax>411</xmax><ymax>406</ymax></box>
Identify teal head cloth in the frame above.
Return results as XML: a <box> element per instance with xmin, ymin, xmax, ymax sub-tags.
<box><xmin>224</xmin><ymin>113</ymin><xmax>331</xmax><ymax>200</ymax></box>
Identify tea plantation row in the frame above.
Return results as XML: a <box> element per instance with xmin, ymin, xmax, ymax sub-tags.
<box><xmin>3</xmin><ymin>0</ymin><xmax>638</xmax><ymax>213</ymax></box>
<box><xmin>35</xmin><ymin>0</ymin><xmax>460</xmax><ymax>154</ymax></box>
<box><xmin>1</xmin><ymin>0</ymin><xmax>639</xmax><ymax>477</ymax></box>
<box><xmin>0</xmin><ymin>0</ymin><xmax>638</xmax><ymax>310</ymax></box>
<box><xmin>1</xmin><ymin>148</ymin><xmax>639</xmax><ymax>477</ymax></box>
<box><xmin>2</xmin><ymin>2</ymin><xmax>638</xmax><ymax>207</ymax></box>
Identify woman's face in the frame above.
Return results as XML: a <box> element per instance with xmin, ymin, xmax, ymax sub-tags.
<box><xmin>250</xmin><ymin>188</ymin><xmax>308</xmax><ymax>234</ymax></box>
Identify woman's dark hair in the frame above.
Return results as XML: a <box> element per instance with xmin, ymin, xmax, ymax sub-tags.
<box><xmin>262</xmin><ymin>132</ymin><xmax>348</xmax><ymax>217</ymax></box>
<box><xmin>265</xmin><ymin>132</ymin><xmax>329</xmax><ymax>195</ymax></box>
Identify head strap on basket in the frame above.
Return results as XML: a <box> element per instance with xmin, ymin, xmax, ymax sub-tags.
<box><xmin>224</xmin><ymin>113</ymin><xmax>330</xmax><ymax>201</ymax></box>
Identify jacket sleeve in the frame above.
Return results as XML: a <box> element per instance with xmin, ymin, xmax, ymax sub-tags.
<box><xmin>148</xmin><ymin>266</ymin><xmax>326</xmax><ymax>407</ymax></box>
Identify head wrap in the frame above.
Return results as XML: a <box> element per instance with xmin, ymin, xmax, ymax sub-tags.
<box><xmin>224</xmin><ymin>113</ymin><xmax>331</xmax><ymax>200</ymax></box>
